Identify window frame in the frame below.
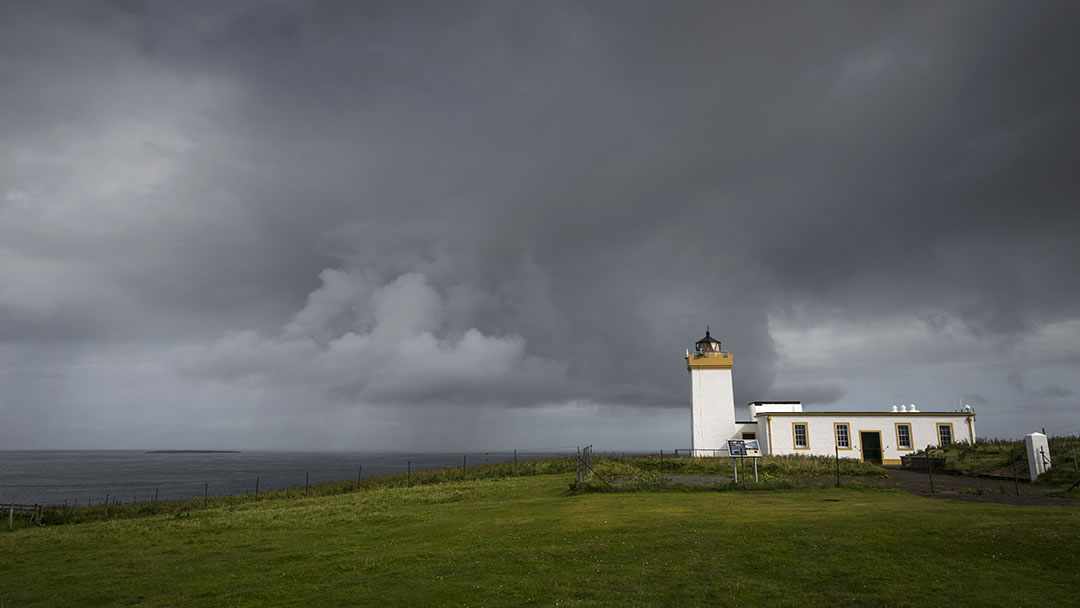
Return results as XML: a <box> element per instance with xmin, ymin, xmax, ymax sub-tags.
<box><xmin>792</xmin><ymin>422</ymin><xmax>810</xmax><ymax>449</ymax></box>
<box><xmin>895</xmin><ymin>423</ymin><xmax>913</xmax><ymax>451</ymax></box>
<box><xmin>834</xmin><ymin>422</ymin><xmax>852</xmax><ymax>450</ymax></box>
<box><xmin>937</xmin><ymin>423</ymin><xmax>954</xmax><ymax>446</ymax></box>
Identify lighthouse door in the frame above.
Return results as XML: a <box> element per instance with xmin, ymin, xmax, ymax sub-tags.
<box><xmin>860</xmin><ymin>431</ymin><xmax>883</xmax><ymax>464</ymax></box>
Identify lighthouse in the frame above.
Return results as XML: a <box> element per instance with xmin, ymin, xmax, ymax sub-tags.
<box><xmin>685</xmin><ymin>328</ymin><xmax>736</xmax><ymax>456</ymax></box>
<box><xmin>683</xmin><ymin>328</ymin><xmax>977</xmax><ymax>461</ymax></box>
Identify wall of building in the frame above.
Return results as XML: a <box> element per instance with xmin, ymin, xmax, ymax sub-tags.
<box><xmin>756</xmin><ymin>419</ymin><xmax>770</xmax><ymax>456</ymax></box>
<box><xmin>758</xmin><ymin>413</ymin><xmax>975</xmax><ymax>465</ymax></box>
<box><xmin>690</xmin><ymin>368</ymin><xmax>736</xmax><ymax>455</ymax></box>
<box><xmin>734</xmin><ymin>422</ymin><xmax>759</xmax><ymax>440</ymax></box>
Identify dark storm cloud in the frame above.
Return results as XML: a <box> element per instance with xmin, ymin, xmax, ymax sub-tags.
<box><xmin>962</xmin><ymin>393</ymin><xmax>989</xmax><ymax>406</ymax></box>
<box><xmin>767</xmin><ymin>383</ymin><xmax>848</xmax><ymax>407</ymax></box>
<box><xmin>1007</xmin><ymin>372</ymin><xmax>1074</xmax><ymax>399</ymax></box>
<box><xmin>753</xmin><ymin>3</ymin><xmax>1080</xmax><ymax>335</ymax></box>
<box><xmin>3</xmin><ymin>1</ymin><xmax>1080</xmax><ymax>445</ymax></box>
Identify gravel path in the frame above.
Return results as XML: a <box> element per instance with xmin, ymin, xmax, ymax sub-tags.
<box><xmin>867</xmin><ymin>468</ymin><xmax>1078</xmax><ymax>507</ymax></box>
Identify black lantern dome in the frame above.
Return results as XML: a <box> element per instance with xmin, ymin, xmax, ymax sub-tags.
<box><xmin>694</xmin><ymin>327</ymin><xmax>722</xmax><ymax>353</ymax></box>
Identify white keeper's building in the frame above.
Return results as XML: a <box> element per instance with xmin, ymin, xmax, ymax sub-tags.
<box><xmin>686</xmin><ymin>329</ymin><xmax>976</xmax><ymax>464</ymax></box>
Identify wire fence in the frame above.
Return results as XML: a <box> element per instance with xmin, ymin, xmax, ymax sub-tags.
<box><xmin>0</xmin><ymin>449</ymin><xmax>572</xmax><ymax>510</ymax></box>
<box><xmin>8</xmin><ymin>442</ymin><xmax>1076</xmax><ymax>531</ymax></box>
<box><xmin>4</xmin><ymin>450</ymin><xmax>586</xmax><ymax>530</ymax></box>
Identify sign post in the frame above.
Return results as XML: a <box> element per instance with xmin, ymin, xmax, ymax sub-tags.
<box><xmin>727</xmin><ymin>439</ymin><xmax>762</xmax><ymax>483</ymax></box>
<box><xmin>729</xmin><ymin>439</ymin><xmax>745</xmax><ymax>484</ymax></box>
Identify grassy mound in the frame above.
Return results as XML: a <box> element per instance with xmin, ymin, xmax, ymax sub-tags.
<box><xmin>12</xmin><ymin>454</ymin><xmax>889</xmax><ymax>530</ymax></box>
<box><xmin>578</xmin><ymin>453</ymin><xmax>888</xmax><ymax>491</ymax></box>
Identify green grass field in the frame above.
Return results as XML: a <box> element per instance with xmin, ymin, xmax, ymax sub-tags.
<box><xmin>3</xmin><ymin>472</ymin><xmax>1078</xmax><ymax>607</ymax></box>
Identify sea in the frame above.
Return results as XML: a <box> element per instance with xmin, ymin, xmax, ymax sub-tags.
<box><xmin>0</xmin><ymin>450</ymin><xmax>570</xmax><ymax>506</ymax></box>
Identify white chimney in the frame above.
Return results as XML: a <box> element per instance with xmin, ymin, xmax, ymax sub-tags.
<box><xmin>900</xmin><ymin>404</ymin><xmax>907</xmax><ymax>413</ymax></box>
<box><xmin>909</xmin><ymin>403</ymin><xmax>918</xmax><ymax>413</ymax></box>
<box><xmin>891</xmin><ymin>405</ymin><xmax>898</xmax><ymax>413</ymax></box>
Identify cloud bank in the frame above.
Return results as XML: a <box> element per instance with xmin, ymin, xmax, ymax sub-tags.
<box><xmin>186</xmin><ymin>270</ymin><xmax>568</xmax><ymax>406</ymax></box>
<box><xmin>1</xmin><ymin>2</ymin><xmax>1079</xmax><ymax>447</ymax></box>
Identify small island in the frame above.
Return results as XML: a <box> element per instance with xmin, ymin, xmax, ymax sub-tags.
<box><xmin>145</xmin><ymin>450</ymin><xmax>241</xmax><ymax>454</ymax></box>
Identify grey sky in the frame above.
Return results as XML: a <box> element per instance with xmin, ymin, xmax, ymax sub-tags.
<box><xmin>2</xmin><ymin>1</ymin><xmax>1078</xmax><ymax>450</ymax></box>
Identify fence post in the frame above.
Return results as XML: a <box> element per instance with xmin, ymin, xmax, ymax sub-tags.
<box><xmin>1073</xmin><ymin>444</ymin><xmax>1078</xmax><ymax>472</ymax></box>
<box><xmin>1013</xmin><ymin>450</ymin><xmax>1021</xmax><ymax>496</ymax></box>
<box><xmin>357</xmin><ymin>467</ymin><xmax>362</xmax><ymax>490</ymax></box>
<box><xmin>204</xmin><ymin>483</ymin><xmax>208</xmax><ymax>507</ymax></box>
<box><xmin>514</xmin><ymin>449</ymin><xmax>518</xmax><ymax>475</ymax></box>
<box><xmin>463</xmin><ymin>454</ymin><xmax>467</xmax><ymax>481</ymax></box>
<box><xmin>660</xmin><ymin>449</ymin><xmax>664</xmax><ymax>481</ymax></box>
<box><xmin>8</xmin><ymin>504</ymin><xmax>13</xmax><ymax>530</ymax></box>
<box><xmin>926</xmin><ymin>446</ymin><xmax>935</xmax><ymax>494</ymax></box>
<box><xmin>154</xmin><ymin>489</ymin><xmax>159</xmax><ymax>504</ymax></box>
<box><xmin>576</xmin><ymin>447</ymin><xmax>580</xmax><ymax>485</ymax></box>
<box><xmin>255</xmin><ymin>478</ymin><xmax>260</xmax><ymax>500</ymax></box>
<box><xmin>305</xmin><ymin>472</ymin><xmax>309</xmax><ymax>496</ymax></box>
<box><xmin>835</xmin><ymin>443</ymin><xmax>840</xmax><ymax>488</ymax></box>
<box><xmin>408</xmin><ymin>461</ymin><xmax>411</xmax><ymax>487</ymax></box>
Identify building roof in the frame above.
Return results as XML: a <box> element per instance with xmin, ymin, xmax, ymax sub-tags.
<box><xmin>757</xmin><ymin>411</ymin><xmax>973</xmax><ymax>417</ymax></box>
<box><xmin>694</xmin><ymin>328</ymin><xmax>721</xmax><ymax>349</ymax></box>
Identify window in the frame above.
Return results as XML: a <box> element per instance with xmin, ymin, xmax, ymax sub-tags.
<box><xmin>938</xmin><ymin>423</ymin><xmax>953</xmax><ymax>446</ymax></box>
<box><xmin>742</xmin><ymin>432</ymin><xmax>756</xmax><ymax>440</ymax></box>
<box><xmin>834</xmin><ymin>423</ymin><xmax>851</xmax><ymax>449</ymax></box>
<box><xmin>895</xmin><ymin>423</ymin><xmax>912</xmax><ymax>450</ymax></box>
<box><xmin>793</xmin><ymin>423</ymin><xmax>809</xmax><ymax>449</ymax></box>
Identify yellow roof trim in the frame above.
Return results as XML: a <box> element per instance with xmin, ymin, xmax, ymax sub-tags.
<box><xmin>760</xmin><ymin>411</ymin><xmax>973</xmax><ymax>417</ymax></box>
<box><xmin>685</xmin><ymin>352</ymin><xmax>734</xmax><ymax>370</ymax></box>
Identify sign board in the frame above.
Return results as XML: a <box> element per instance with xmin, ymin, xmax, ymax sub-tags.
<box><xmin>727</xmin><ymin>439</ymin><xmax>762</xmax><ymax>458</ymax></box>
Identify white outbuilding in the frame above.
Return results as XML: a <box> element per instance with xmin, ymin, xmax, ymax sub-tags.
<box><xmin>685</xmin><ymin>330</ymin><xmax>975</xmax><ymax>464</ymax></box>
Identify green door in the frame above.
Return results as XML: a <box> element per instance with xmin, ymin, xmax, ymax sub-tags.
<box><xmin>860</xmin><ymin>432</ymin><xmax>883</xmax><ymax>464</ymax></box>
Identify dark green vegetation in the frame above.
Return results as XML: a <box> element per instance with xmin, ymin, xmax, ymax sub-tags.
<box><xmin>3</xmin><ymin>462</ymin><xmax>1078</xmax><ymax>607</ymax></box>
<box><xmin>602</xmin><ymin>453</ymin><xmax>888</xmax><ymax>479</ymax></box>
<box><xmin>913</xmin><ymin>435</ymin><xmax>1080</xmax><ymax>486</ymax></box>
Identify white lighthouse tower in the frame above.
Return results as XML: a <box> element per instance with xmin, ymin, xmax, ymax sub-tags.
<box><xmin>686</xmin><ymin>328</ymin><xmax>736</xmax><ymax>456</ymax></box>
